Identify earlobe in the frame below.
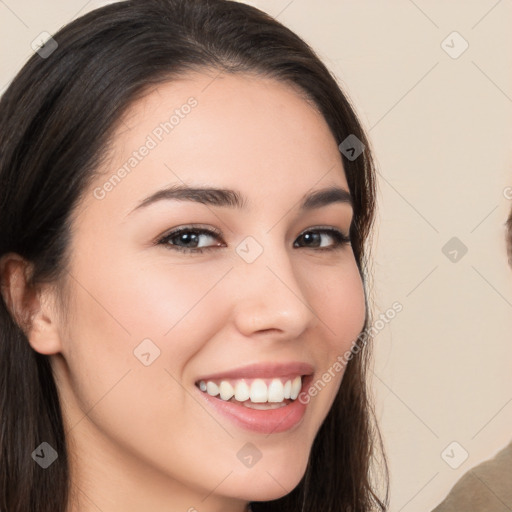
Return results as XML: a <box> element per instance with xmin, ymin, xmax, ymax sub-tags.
<box><xmin>0</xmin><ymin>253</ymin><xmax>63</xmax><ymax>355</ymax></box>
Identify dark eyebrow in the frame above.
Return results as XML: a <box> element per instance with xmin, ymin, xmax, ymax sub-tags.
<box><xmin>301</xmin><ymin>186</ymin><xmax>352</xmax><ymax>210</ymax></box>
<box><xmin>128</xmin><ymin>184</ymin><xmax>352</xmax><ymax>215</ymax></box>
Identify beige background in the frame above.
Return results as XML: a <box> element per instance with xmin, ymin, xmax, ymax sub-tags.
<box><xmin>1</xmin><ymin>1</ymin><xmax>511</xmax><ymax>510</ymax></box>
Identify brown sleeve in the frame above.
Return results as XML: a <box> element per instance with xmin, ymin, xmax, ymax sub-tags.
<box><xmin>432</xmin><ymin>442</ymin><xmax>512</xmax><ymax>512</ymax></box>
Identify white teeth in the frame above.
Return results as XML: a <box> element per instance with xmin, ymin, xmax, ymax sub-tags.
<box><xmin>206</xmin><ymin>381</ymin><xmax>219</xmax><ymax>397</ymax></box>
<box><xmin>199</xmin><ymin>376</ymin><xmax>304</xmax><ymax>404</ymax></box>
<box><xmin>219</xmin><ymin>381</ymin><xmax>234</xmax><ymax>401</ymax></box>
<box><xmin>290</xmin><ymin>376</ymin><xmax>302</xmax><ymax>400</ymax></box>
<box><xmin>234</xmin><ymin>380</ymin><xmax>250</xmax><ymax>401</ymax></box>
<box><xmin>250</xmin><ymin>379</ymin><xmax>268</xmax><ymax>403</ymax></box>
<box><xmin>283</xmin><ymin>380</ymin><xmax>292</xmax><ymax>399</ymax></box>
<box><xmin>268</xmin><ymin>379</ymin><xmax>285</xmax><ymax>403</ymax></box>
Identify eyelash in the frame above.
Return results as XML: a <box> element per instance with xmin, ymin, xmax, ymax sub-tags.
<box><xmin>156</xmin><ymin>225</ymin><xmax>351</xmax><ymax>254</ymax></box>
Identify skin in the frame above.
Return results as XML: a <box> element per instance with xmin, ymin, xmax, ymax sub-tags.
<box><xmin>2</xmin><ymin>72</ymin><xmax>366</xmax><ymax>512</ymax></box>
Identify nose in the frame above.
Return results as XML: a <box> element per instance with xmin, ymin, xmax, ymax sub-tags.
<box><xmin>229</xmin><ymin>238</ymin><xmax>319</xmax><ymax>341</ymax></box>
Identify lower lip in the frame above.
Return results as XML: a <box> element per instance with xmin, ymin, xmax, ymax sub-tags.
<box><xmin>196</xmin><ymin>375</ymin><xmax>312</xmax><ymax>434</ymax></box>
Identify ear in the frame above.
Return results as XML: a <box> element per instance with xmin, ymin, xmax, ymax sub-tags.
<box><xmin>0</xmin><ymin>253</ymin><xmax>64</xmax><ymax>355</ymax></box>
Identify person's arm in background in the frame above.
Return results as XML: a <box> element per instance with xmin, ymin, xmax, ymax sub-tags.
<box><xmin>432</xmin><ymin>440</ymin><xmax>512</xmax><ymax>512</ymax></box>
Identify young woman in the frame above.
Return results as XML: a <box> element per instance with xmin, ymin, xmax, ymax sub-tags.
<box><xmin>0</xmin><ymin>1</ymin><xmax>388</xmax><ymax>510</ymax></box>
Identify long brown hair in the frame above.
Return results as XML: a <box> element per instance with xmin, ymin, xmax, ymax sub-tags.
<box><xmin>0</xmin><ymin>1</ymin><xmax>388</xmax><ymax>510</ymax></box>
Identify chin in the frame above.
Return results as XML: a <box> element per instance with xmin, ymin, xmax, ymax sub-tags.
<box><xmin>226</xmin><ymin>454</ymin><xmax>309</xmax><ymax>502</ymax></box>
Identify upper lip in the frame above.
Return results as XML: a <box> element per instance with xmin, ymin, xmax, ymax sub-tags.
<box><xmin>195</xmin><ymin>362</ymin><xmax>315</xmax><ymax>382</ymax></box>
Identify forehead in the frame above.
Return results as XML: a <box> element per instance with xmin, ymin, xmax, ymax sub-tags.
<box><xmin>80</xmin><ymin>71</ymin><xmax>348</xmax><ymax>219</ymax></box>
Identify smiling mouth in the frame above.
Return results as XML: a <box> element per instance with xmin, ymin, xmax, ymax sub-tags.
<box><xmin>195</xmin><ymin>375</ymin><xmax>304</xmax><ymax>409</ymax></box>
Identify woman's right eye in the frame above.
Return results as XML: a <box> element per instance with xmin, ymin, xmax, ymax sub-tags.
<box><xmin>157</xmin><ymin>227</ymin><xmax>225</xmax><ymax>254</ymax></box>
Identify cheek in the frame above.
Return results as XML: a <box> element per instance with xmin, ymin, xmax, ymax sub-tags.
<box><xmin>68</xmin><ymin>253</ymin><xmax>231</xmax><ymax>347</ymax></box>
<box><xmin>313</xmin><ymin>258</ymin><xmax>366</xmax><ymax>353</ymax></box>
<box><xmin>299</xmin><ymin>257</ymin><xmax>366</xmax><ymax>414</ymax></box>
<box><xmin>60</xmin><ymin>254</ymin><xmax>234</xmax><ymax>407</ymax></box>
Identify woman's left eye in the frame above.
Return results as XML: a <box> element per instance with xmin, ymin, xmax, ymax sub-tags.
<box><xmin>294</xmin><ymin>228</ymin><xmax>351</xmax><ymax>250</ymax></box>
<box><xmin>157</xmin><ymin>226</ymin><xmax>351</xmax><ymax>254</ymax></box>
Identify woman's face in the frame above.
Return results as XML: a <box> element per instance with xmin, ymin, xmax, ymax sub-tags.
<box><xmin>50</xmin><ymin>72</ymin><xmax>366</xmax><ymax>511</ymax></box>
